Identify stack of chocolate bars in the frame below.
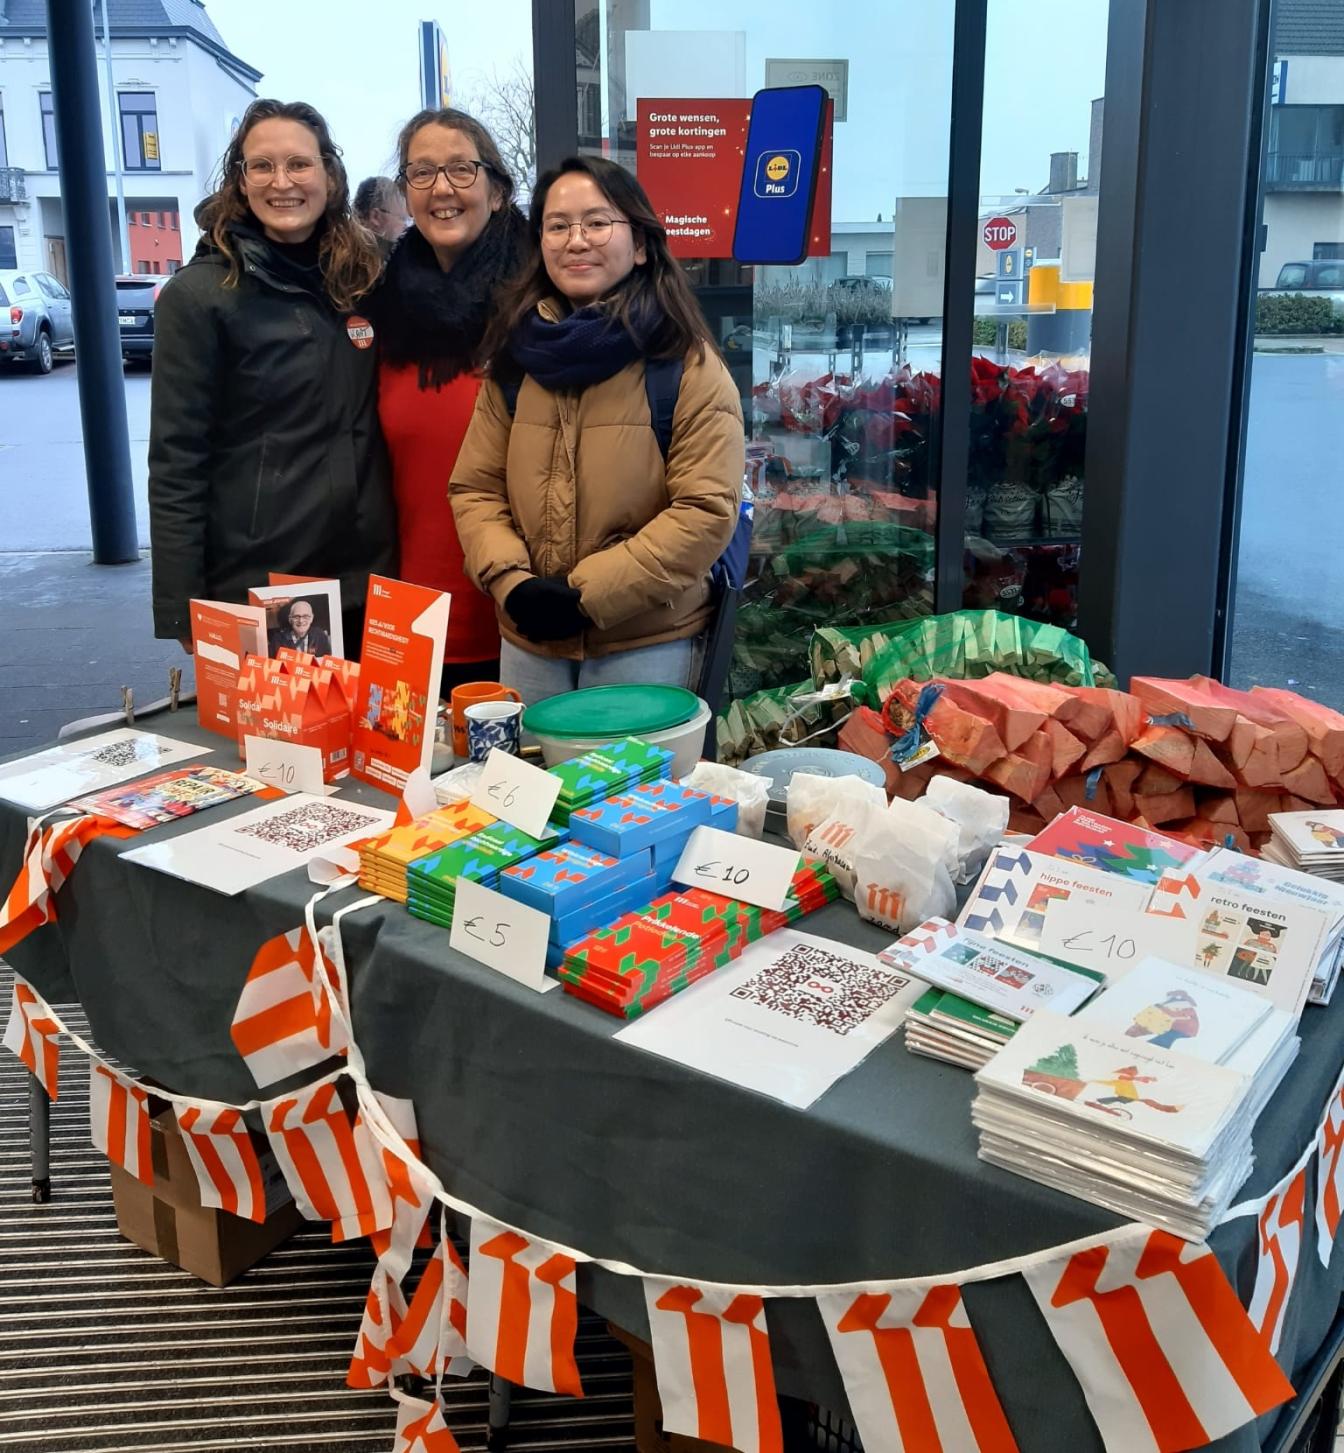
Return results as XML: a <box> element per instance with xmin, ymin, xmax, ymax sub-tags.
<box><xmin>548</xmin><ymin>739</ymin><xmax>674</xmax><ymax>825</ymax></box>
<box><xmin>558</xmin><ymin>861</ymin><xmax>840</xmax><ymax>1018</ymax></box>
<box><xmin>358</xmin><ymin>801</ymin><xmax>497</xmax><ymax>903</ymax></box>
<box><xmin>406</xmin><ymin>821</ymin><xmax>566</xmax><ymax>928</ymax></box>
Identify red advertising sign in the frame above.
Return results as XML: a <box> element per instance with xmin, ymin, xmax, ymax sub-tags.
<box><xmin>636</xmin><ymin>98</ymin><xmax>833</xmax><ymax>259</ymax></box>
<box><xmin>983</xmin><ymin>216</ymin><xmax>1019</xmax><ymax>251</ymax></box>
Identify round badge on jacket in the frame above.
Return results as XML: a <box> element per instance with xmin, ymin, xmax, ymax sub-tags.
<box><xmin>346</xmin><ymin>315</ymin><xmax>375</xmax><ymax>349</ymax></box>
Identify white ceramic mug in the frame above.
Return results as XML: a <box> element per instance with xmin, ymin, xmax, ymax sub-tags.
<box><xmin>465</xmin><ymin>700</ymin><xmax>524</xmax><ymax>761</ymax></box>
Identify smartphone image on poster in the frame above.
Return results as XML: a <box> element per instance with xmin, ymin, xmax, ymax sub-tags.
<box><xmin>732</xmin><ymin>85</ymin><xmax>827</xmax><ymax>266</ymax></box>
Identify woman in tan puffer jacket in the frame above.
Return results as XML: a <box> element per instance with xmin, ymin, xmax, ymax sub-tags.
<box><xmin>450</xmin><ymin>155</ymin><xmax>743</xmax><ymax>706</ymax></box>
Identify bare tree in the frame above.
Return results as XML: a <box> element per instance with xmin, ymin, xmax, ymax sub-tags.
<box><xmin>455</xmin><ymin>58</ymin><xmax>537</xmax><ymax>202</ymax></box>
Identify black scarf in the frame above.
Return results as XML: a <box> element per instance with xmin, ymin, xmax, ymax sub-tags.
<box><xmin>508</xmin><ymin>297</ymin><xmax>658</xmax><ymax>391</ymax></box>
<box><xmin>372</xmin><ymin>207</ymin><xmax>529</xmax><ymax>389</ymax></box>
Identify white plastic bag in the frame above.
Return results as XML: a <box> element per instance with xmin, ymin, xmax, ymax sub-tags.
<box><xmin>680</xmin><ymin>761</ymin><xmax>772</xmax><ymax>839</ymax></box>
<box><xmin>787</xmin><ymin>771</ymin><xmax>885</xmax><ymax>851</ymax></box>
<box><xmin>923</xmin><ymin>775</ymin><xmax>1010</xmax><ymax>884</ymax></box>
<box><xmin>883</xmin><ymin>795</ymin><xmax>961</xmax><ymax>880</ymax></box>
<box><xmin>853</xmin><ymin>826</ymin><xmax>957</xmax><ymax>934</ymax></box>
<box><xmin>803</xmin><ymin>796</ymin><xmax>888</xmax><ymax>900</ymax></box>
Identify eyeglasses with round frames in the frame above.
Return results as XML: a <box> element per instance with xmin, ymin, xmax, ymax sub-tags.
<box><xmin>400</xmin><ymin>159</ymin><xmax>492</xmax><ymax>190</ymax></box>
<box><xmin>541</xmin><ymin>215</ymin><xmax>631</xmax><ymax>249</ymax></box>
<box><xmin>239</xmin><ymin>155</ymin><xmax>321</xmax><ymax>183</ymax></box>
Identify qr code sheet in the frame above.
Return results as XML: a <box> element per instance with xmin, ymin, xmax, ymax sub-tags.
<box><xmin>84</xmin><ymin>739</ymin><xmax>157</xmax><ymax>768</ymax></box>
<box><xmin>235</xmin><ymin>803</ymin><xmax>375</xmax><ymax>854</ymax></box>
<box><xmin>730</xmin><ymin>942</ymin><xmax>905</xmax><ymax>1036</ymax></box>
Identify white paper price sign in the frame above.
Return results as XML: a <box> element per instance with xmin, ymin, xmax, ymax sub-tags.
<box><xmin>1038</xmin><ymin>898</ymin><xmax>1195</xmax><ymax>981</ymax></box>
<box><xmin>243</xmin><ymin>736</ymin><xmax>326</xmax><ymax>796</ymax></box>
<box><xmin>672</xmin><ymin>826</ymin><xmax>800</xmax><ymax>912</ymax></box>
<box><xmin>469</xmin><ymin>749</ymin><xmax>561</xmax><ymax>840</ymax></box>
<box><xmin>449</xmin><ymin>878</ymin><xmax>552</xmax><ymax>992</ymax></box>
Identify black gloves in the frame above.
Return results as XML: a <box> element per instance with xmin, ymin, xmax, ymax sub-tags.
<box><xmin>505</xmin><ymin>577</ymin><xmax>588</xmax><ymax>642</ymax></box>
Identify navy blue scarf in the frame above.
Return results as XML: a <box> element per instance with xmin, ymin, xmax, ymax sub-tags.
<box><xmin>508</xmin><ymin>303</ymin><xmax>652</xmax><ymax>391</ymax></box>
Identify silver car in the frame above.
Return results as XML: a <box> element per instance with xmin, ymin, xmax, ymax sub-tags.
<box><xmin>0</xmin><ymin>269</ymin><xmax>75</xmax><ymax>373</ymax></box>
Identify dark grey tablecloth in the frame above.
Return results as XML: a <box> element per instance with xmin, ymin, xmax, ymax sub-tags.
<box><xmin>4</xmin><ymin>711</ymin><xmax>1340</xmax><ymax>1451</ymax></box>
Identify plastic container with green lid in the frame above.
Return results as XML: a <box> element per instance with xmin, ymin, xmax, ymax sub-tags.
<box><xmin>523</xmin><ymin>684</ymin><xmax>700</xmax><ymax>740</ymax></box>
<box><xmin>523</xmin><ymin>686</ymin><xmax>709</xmax><ymax>779</ymax></box>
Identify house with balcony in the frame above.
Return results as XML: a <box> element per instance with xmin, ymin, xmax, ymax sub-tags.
<box><xmin>1259</xmin><ymin>0</ymin><xmax>1344</xmax><ymax>285</ymax></box>
<box><xmin>0</xmin><ymin>0</ymin><xmax>258</xmax><ymax>279</ymax></box>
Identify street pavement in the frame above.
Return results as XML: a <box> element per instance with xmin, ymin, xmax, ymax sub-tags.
<box><xmin>0</xmin><ymin>350</ymin><xmax>1340</xmax><ymax>756</ymax></box>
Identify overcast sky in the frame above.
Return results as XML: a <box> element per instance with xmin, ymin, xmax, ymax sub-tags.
<box><xmin>207</xmin><ymin>0</ymin><xmax>1109</xmax><ymax>216</ymax></box>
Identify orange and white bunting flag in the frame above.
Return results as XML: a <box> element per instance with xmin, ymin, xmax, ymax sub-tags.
<box><xmin>388</xmin><ymin>1214</ymin><xmax>472</xmax><ymax>1382</ymax></box>
<box><xmin>89</xmin><ymin>1062</ymin><xmax>153</xmax><ymax>1186</ymax></box>
<box><xmin>465</xmin><ymin>1218</ymin><xmax>583</xmax><ymax>1397</ymax></box>
<box><xmin>1249</xmin><ymin>1165</ymin><xmax>1307</xmax><ymax>1355</ymax></box>
<box><xmin>174</xmin><ymin>1103</ymin><xmax>269</xmax><ymax>1223</ymax></box>
<box><xmin>366</xmin><ymin>1091</ymin><xmax>435</xmax><ymax>1282</ymax></box>
<box><xmin>1315</xmin><ymin>1083</ymin><xmax>1344</xmax><ymax>1267</ymax></box>
<box><xmin>643</xmin><ymin>1281</ymin><xmax>782</xmax><ymax>1453</ymax></box>
<box><xmin>230</xmin><ymin>926</ymin><xmax>348</xmax><ymax>1090</ymax></box>
<box><xmin>2</xmin><ymin>977</ymin><xmax>61</xmax><ymax>1099</ymax></box>
<box><xmin>262</xmin><ymin>1079</ymin><xmax>391</xmax><ymax>1241</ymax></box>
<box><xmin>0</xmin><ymin>814</ymin><xmax>133</xmax><ymax>956</ymax></box>
<box><xmin>1022</xmin><ymin>1229</ymin><xmax>1294</xmax><ymax>1452</ymax></box>
<box><xmin>818</xmin><ymin>1283</ymin><xmax>1018</xmax><ymax>1452</ymax></box>
<box><xmin>347</xmin><ymin>1264</ymin><xmax>405</xmax><ymax>1389</ymax></box>
<box><xmin>393</xmin><ymin>1393</ymin><xmax>461</xmax><ymax>1453</ymax></box>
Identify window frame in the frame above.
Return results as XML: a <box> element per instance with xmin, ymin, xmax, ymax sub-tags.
<box><xmin>117</xmin><ymin>90</ymin><xmax>161</xmax><ymax>173</ymax></box>
<box><xmin>39</xmin><ymin>91</ymin><xmax>57</xmax><ymax>169</ymax></box>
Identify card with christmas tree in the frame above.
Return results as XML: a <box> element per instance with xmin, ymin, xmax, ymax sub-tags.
<box><xmin>1028</xmin><ymin>807</ymin><xmax>1206</xmax><ymax>883</ymax></box>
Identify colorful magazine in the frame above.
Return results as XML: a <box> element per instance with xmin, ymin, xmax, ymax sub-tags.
<box><xmin>70</xmin><ymin>765</ymin><xmax>266</xmax><ymax>830</ymax></box>
<box><xmin>1028</xmin><ymin>807</ymin><xmax>1205</xmax><ymax>883</ymax></box>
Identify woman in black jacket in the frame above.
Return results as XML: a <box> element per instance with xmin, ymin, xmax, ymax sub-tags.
<box><xmin>148</xmin><ymin>98</ymin><xmax>397</xmax><ymax>652</ymax></box>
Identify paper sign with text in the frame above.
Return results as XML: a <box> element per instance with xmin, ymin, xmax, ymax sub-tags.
<box><xmin>469</xmin><ymin>749</ymin><xmax>561</xmax><ymax>841</ymax></box>
<box><xmin>672</xmin><ymin>826</ymin><xmax>800</xmax><ymax>912</ymax></box>
<box><xmin>449</xmin><ymin>878</ymin><xmax>551</xmax><ymax>992</ymax></box>
<box><xmin>244</xmin><ymin>736</ymin><xmax>326</xmax><ymax>797</ymax></box>
<box><xmin>1039</xmin><ymin>898</ymin><xmax>1194</xmax><ymax>981</ymax></box>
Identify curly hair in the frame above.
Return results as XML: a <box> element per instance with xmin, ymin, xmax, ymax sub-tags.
<box><xmin>197</xmin><ymin>98</ymin><xmax>382</xmax><ymax>311</ymax></box>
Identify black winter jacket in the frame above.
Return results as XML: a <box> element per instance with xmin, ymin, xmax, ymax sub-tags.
<box><xmin>148</xmin><ymin>222</ymin><xmax>397</xmax><ymax>639</ymax></box>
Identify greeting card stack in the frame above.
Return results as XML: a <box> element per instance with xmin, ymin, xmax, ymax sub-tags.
<box><xmin>972</xmin><ymin>958</ymin><xmax>1298</xmax><ymax>1239</ymax></box>
<box><xmin>559</xmin><ymin>862</ymin><xmax>840</xmax><ymax>1018</ymax></box>
<box><xmin>358</xmin><ymin>801</ymin><xmax>496</xmax><ymax>903</ymax></box>
<box><xmin>879</xmin><ymin>918</ymin><xmax>1101</xmax><ymax>1069</ymax></box>
<box><xmin>547</xmin><ymin>738</ymin><xmax>675</xmax><ymax>825</ymax></box>
<box><xmin>405</xmin><ymin>821</ymin><xmax>566</xmax><ymax>928</ymax></box>
<box><xmin>1265</xmin><ymin>809</ymin><xmax>1344</xmax><ymax>882</ymax></box>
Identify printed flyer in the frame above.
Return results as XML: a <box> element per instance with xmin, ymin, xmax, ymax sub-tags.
<box><xmin>189</xmin><ymin>599</ymin><xmax>267</xmax><ymax>738</ymax></box>
<box><xmin>351</xmin><ymin>576</ymin><xmax>449</xmax><ymax>793</ymax></box>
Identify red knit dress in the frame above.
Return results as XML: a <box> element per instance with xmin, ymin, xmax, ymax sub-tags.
<box><xmin>378</xmin><ymin>361</ymin><xmax>500</xmax><ymax>664</ymax></box>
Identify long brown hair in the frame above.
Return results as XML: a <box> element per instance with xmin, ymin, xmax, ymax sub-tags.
<box><xmin>197</xmin><ymin>99</ymin><xmax>381</xmax><ymax>311</ymax></box>
<box><xmin>485</xmin><ymin>155</ymin><xmax>713</xmax><ymax>376</ymax></box>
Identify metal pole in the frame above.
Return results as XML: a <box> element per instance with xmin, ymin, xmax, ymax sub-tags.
<box><xmin>45</xmin><ymin>0</ymin><xmax>138</xmax><ymax>564</ymax></box>
<box><xmin>99</xmin><ymin>0</ymin><xmax>132</xmax><ymax>275</ymax></box>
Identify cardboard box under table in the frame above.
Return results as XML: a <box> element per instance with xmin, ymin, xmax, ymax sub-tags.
<box><xmin>108</xmin><ymin>1107</ymin><xmax>301</xmax><ymax>1287</ymax></box>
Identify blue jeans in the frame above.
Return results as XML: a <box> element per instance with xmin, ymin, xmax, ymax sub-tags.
<box><xmin>499</xmin><ymin>636</ymin><xmax>697</xmax><ymax>709</ymax></box>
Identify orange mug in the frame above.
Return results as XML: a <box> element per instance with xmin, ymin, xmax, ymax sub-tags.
<box><xmin>450</xmin><ymin>681</ymin><xmax>521</xmax><ymax>759</ymax></box>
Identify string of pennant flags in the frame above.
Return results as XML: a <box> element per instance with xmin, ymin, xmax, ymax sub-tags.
<box><xmin>4</xmin><ymin>799</ymin><xmax>1344</xmax><ymax>1451</ymax></box>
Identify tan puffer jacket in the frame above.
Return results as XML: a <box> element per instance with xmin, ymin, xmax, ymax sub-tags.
<box><xmin>449</xmin><ymin>346</ymin><xmax>744</xmax><ymax>660</ymax></box>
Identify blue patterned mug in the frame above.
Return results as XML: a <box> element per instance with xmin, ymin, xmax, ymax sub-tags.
<box><xmin>465</xmin><ymin>700</ymin><xmax>523</xmax><ymax>761</ymax></box>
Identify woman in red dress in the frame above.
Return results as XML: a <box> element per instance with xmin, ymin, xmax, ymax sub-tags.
<box><xmin>370</xmin><ymin>109</ymin><xmax>530</xmax><ymax>693</ymax></box>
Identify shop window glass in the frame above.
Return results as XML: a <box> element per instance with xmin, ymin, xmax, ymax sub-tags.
<box><xmin>962</xmin><ymin>1</ymin><xmax>1109</xmax><ymax>634</ymax></box>
<box><xmin>1227</xmin><ymin>2</ymin><xmax>1344</xmax><ymax>706</ymax></box>
<box><xmin>0</xmin><ymin>226</ymin><xmax>15</xmax><ymax>270</ymax></box>
<box><xmin>575</xmin><ymin>0</ymin><xmax>954</xmax><ymax>711</ymax></box>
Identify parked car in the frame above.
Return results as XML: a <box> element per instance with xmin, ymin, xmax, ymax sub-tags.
<box><xmin>115</xmin><ymin>274</ymin><xmax>167</xmax><ymax>365</ymax></box>
<box><xmin>1260</xmin><ymin>260</ymin><xmax>1344</xmax><ymax>320</ymax></box>
<box><xmin>0</xmin><ymin>269</ymin><xmax>75</xmax><ymax>373</ymax></box>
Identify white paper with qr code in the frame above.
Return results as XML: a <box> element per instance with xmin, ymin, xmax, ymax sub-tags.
<box><xmin>614</xmin><ymin>930</ymin><xmax>924</xmax><ymax>1108</ymax></box>
<box><xmin>0</xmin><ymin>729</ymin><xmax>211</xmax><ymax>812</ymax></box>
<box><xmin>119</xmin><ymin>793</ymin><xmax>394</xmax><ymax>895</ymax></box>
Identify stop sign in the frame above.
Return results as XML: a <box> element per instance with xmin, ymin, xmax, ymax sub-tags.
<box><xmin>983</xmin><ymin>216</ymin><xmax>1018</xmax><ymax>251</ymax></box>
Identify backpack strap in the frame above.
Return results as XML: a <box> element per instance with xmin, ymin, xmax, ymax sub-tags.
<box><xmin>499</xmin><ymin>361</ymin><xmax>682</xmax><ymax>461</ymax></box>
<box><xmin>644</xmin><ymin>357</ymin><xmax>684</xmax><ymax>463</ymax></box>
